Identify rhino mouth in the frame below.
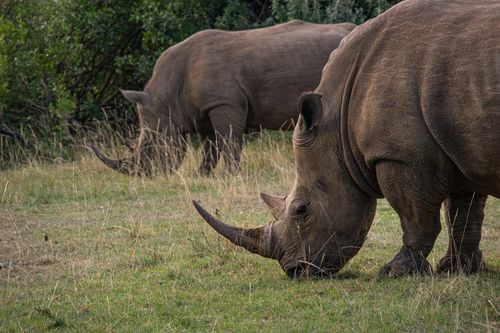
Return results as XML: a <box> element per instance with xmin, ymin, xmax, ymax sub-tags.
<box><xmin>284</xmin><ymin>261</ymin><xmax>342</xmax><ymax>279</ymax></box>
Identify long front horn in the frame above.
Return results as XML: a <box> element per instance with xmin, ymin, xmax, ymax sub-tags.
<box><xmin>192</xmin><ymin>200</ymin><xmax>276</xmax><ymax>259</ymax></box>
<box><xmin>90</xmin><ymin>144</ymin><xmax>134</xmax><ymax>175</ymax></box>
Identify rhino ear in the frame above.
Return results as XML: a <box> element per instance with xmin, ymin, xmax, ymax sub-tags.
<box><xmin>260</xmin><ymin>192</ymin><xmax>286</xmax><ymax>219</ymax></box>
<box><xmin>120</xmin><ymin>89</ymin><xmax>151</xmax><ymax>106</ymax></box>
<box><xmin>297</xmin><ymin>92</ymin><xmax>323</xmax><ymax>132</ymax></box>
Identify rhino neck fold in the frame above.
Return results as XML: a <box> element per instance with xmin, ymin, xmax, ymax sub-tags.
<box><xmin>146</xmin><ymin>55</ymin><xmax>196</xmax><ymax>135</ymax></box>
<box><xmin>341</xmin><ymin>135</ymin><xmax>382</xmax><ymax>199</ymax></box>
<box><xmin>338</xmin><ymin>63</ymin><xmax>383</xmax><ymax>199</ymax></box>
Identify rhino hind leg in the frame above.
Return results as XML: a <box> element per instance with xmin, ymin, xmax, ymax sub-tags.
<box><xmin>375</xmin><ymin>160</ymin><xmax>450</xmax><ymax>277</ymax></box>
<box><xmin>218</xmin><ymin>134</ymin><xmax>243</xmax><ymax>175</ymax></box>
<box><xmin>198</xmin><ymin>133</ymin><xmax>220</xmax><ymax>176</ymax></box>
<box><xmin>437</xmin><ymin>192</ymin><xmax>487</xmax><ymax>274</ymax></box>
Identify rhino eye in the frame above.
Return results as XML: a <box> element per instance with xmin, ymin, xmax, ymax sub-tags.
<box><xmin>296</xmin><ymin>204</ymin><xmax>308</xmax><ymax>216</ymax></box>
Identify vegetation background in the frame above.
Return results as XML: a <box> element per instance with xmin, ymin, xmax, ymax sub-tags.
<box><xmin>1</xmin><ymin>1</ymin><xmax>498</xmax><ymax>332</ymax></box>
<box><xmin>0</xmin><ymin>0</ymin><xmax>400</xmax><ymax>163</ymax></box>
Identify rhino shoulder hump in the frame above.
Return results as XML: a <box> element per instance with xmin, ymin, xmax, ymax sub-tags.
<box><xmin>189</xmin><ymin>29</ymin><xmax>226</xmax><ymax>41</ymax></box>
<box><xmin>287</xmin><ymin>19</ymin><xmax>306</xmax><ymax>25</ymax></box>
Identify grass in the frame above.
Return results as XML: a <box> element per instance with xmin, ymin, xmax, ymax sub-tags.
<box><xmin>0</xmin><ymin>131</ymin><xmax>499</xmax><ymax>332</ymax></box>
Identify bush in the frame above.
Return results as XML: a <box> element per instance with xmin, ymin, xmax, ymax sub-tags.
<box><xmin>0</xmin><ymin>0</ymin><xmax>401</xmax><ymax>161</ymax></box>
<box><xmin>271</xmin><ymin>0</ymin><xmax>401</xmax><ymax>24</ymax></box>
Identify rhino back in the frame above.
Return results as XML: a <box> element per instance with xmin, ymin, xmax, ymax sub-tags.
<box><xmin>178</xmin><ymin>21</ymin><xmax>355</xmax><ymax>130</ymax></box>
<box><xmin>319</xmin><ymin>0</ymin><xmax>500</xmax><ymax>195</ymax></box>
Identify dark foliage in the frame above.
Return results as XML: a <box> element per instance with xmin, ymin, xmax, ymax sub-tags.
<box><xmin>0</xmin><ymin>0</ymin><xmax>401</xmax><ymax>155</ymax></box>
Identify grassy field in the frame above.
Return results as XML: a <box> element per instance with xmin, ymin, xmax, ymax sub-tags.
<box><xmin>1</xmin><ymin>131</ymin><xmax>499</xmax><ymax>332</ymax></box>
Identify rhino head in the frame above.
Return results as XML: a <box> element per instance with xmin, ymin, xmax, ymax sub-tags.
<box><xmin>193</xmin><ymin>93</ymin><xmax>377</xmax><ymax>278</ymax></box>
<box><xmin>92</xmin><ymin>89</ymin><xmax>187</xmax><ymax>176</ymax></box>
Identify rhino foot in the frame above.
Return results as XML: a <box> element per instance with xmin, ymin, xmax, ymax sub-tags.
<box><xmin>436</xmin><ymin>249</ymin><xmax>484</xmax><ymax>274</ymax></box>
<box><xmin>379</xmin><ymin>248</ymin><xmax>431</xmax><ymax>277</ymax></box>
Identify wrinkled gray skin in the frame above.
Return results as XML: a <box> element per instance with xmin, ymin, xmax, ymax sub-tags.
<box><xmin>193</xmin><ymin>0</ymin><xmax>500</xmax><ymax>278</ymax></box>
<box><xmin>93</xmin><ymin>20</ymin><xmax>356</xmax><ymax>176</ymax></box>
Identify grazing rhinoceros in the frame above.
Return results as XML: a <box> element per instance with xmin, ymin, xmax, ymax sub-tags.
<box><xmin>92</xmin><ymin>20</ymin><xmax>356</xmax><ymax>176</ymax></box>
<box><xmin>193</xmin><ymin>0</ymin><xmax>500</xmax><ymax>278</ymax></box>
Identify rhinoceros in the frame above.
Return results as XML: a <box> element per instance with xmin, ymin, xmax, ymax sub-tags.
<box><xmin>92</xmin><ymin>20</ymin><xmax>356</xmax><ymax>176</ymax></box>
<box><xmin>193</xmin><ymin>0</ymin><xmax>500</xmax><ymax>278</ymax></box>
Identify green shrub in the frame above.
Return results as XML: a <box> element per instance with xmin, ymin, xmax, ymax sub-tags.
<box><xmin>0</xmin><ymin>0</ymin><xmax>400</xmax><ymax>162</ymax></box>
<box><xmin>271</xmin><ymin>0</ymin><xmax>401</xmax><ymax>24</ymax></box>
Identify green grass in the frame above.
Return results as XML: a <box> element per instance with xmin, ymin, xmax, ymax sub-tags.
<box><xmin>1</xmin><ymin>131</ymin><xmax>499</xmax><ymax>332</ymax></box>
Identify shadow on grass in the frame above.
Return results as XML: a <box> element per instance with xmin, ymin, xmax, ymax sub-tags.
<box><xmin>36</xmin><ymin>307</ymin><xmax>68</xmax><ymax>330</ymax></box>
<box><xmin>289</xmin><ymin>270</ymin><xmax>371</xmax><ymax>282</ymax></box>
<box><xmin>330</xmin><ymin>270</ymin><xmax>369</xmax><ymax>281</ymax></box>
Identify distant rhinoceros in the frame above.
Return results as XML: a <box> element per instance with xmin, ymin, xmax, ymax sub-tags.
<box><xmin>193</xmin><ymin>0</ymin><xmax>500</xmax><ymax>278</ymax></box>
<box><xmin>92</xmin><ymin>20</ymin><xmax>356</xmax><ymax>176</ymax></box>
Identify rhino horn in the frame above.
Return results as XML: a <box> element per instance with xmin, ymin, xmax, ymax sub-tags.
<box><xmin>260</xmin><ymin>192</ymin><xmax>286</xmax><ymax>219</ymax></box>
<box><xmin>90</xmin><ymin>144</ymin><xmax>134</xmax><ymax>175</ymax></box>
<box><xmin>192</xmin><ymin>200</ymin><xmax>276</xmax><ymax>259</ymax></box>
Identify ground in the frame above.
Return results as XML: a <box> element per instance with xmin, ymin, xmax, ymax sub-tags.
<box><xmin>1</xmin><ymin>131</ymin><xmax>499</xmax><ymax>332</ymax></box>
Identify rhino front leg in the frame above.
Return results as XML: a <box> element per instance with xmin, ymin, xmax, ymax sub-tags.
<box><xmin>208</xmin><ymin>105</ymin><xmax>246</xmax><ymax>175</ymax></box>
<box><xmin>437</xmin><ymin>192</ymin><xmax>487</xmax><ymax>273</ymax></box>
<box><xmin>198</xmin><ymin>132</ymin><xmax>220</xmax><ymax>176</ymax></box>
<box><xmin>376</xmin><ymin>160</ymin><xmax>450</xmax><ymax>277</ymax></box>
